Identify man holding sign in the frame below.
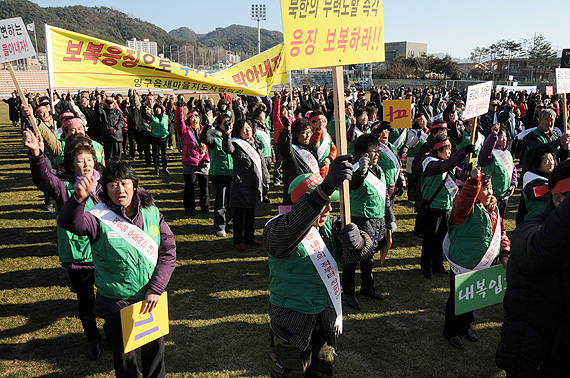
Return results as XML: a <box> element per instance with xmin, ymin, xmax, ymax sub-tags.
<box><xmin>58</xmin><ymin>160</ymin><xmax>176</xmax><ymax>378</ymax></box>
<box><xmin>443</xmin><ymin>167</ymin><xmax>510</xmax><ymax>349</ymax></box>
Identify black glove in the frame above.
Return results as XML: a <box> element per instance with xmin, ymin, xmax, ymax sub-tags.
<box><xmin>338</xmin><ymin>223</ymin><xmax>363</xmax><ymax>250</ymax></box>
<box><xmin>321</xmin><ymin>154</ymin><xmax>353</xmax><ymax>196</ymax></box>
<box><xmin>464</xmin><ymin>144</ymin><xmax>476</xmax><ymax>154</ymax></box>
<box><xmin>176</xmin><ymin>97</ymin><xmax>185</xmax><ymax>108</ymax></box>
<box><xmin>357</xmin><ymin>155</ymin><xmax>369</xmax><ymax>177</ymax></box>
<box><xmin>282</xmin><ymin>116</ymin><xmax>290</xmax><ymax>129</ymax></box>
<box><xmin>395</xmin><ymin>186</ymin><xmax>404</xmax><ymax>197</ymax></box>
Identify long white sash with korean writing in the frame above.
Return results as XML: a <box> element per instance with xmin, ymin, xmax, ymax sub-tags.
<box><xmin>493</xmin><ymin>149</ymin><xmax>514</xmax><ymax>182</ymax></box>
<box><xmin>256</xmin><ymin>128</ymin><xmax>271</xmax><ymax>152</ymax></box>
<box><xmin>379</xmin><ymin>142</ymin><xmax>401</xmax><ymax>177</ymax></box>
<box><xmin>442</xmin><ymin>213</ymin><xmax>501</xmax><ymax>274</ymax></box>
<box><xmin>301</xmin><ymin>227</ymin><xmax>343</xmax><ymax>334</ymax></box>
<box><xmin>88</xmin><ymin>203</ymin><xmax>158</xmax><ymax>266</ymax></box>
<box><xmin>422</xmin><ymin>156</ymin><xmax>459</xmax><ymax>197</ymax></box>
<box><xmin>317</xmin><ymin>132</ymin><xmax>331</xmax><ymax>162</ymax></box>
<box><xmin>232</xmin><ymin>137</ymin><xmax>263</xmax><ymax>179</ymax></box>
<box><xmin>352</xmin><ymin>162</ymin><xmax>386</xmax><ymax>199</ymax></box>
<box><xmin>293</xmin><ymin>144</ymin><xmax>319</xmax><ymax>173</ymax></box>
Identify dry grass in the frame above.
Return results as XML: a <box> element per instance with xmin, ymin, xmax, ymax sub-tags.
<box><xmin>0</xmin><ymin>103</ymin><xmax>510</xmax><ymax>377</ymax></box>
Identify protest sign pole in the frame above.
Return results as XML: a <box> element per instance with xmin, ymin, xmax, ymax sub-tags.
<box><xmin>332</xmin><ymin>65</ymin><xmax>351</xmax><ymax>227</ymax></box>
<box><xmin>562</xmin><ymin>94</ymin><xmax>568</xmax><ymax>133</ymax></box>
<box><xmin>467</xmin><ymin>116</ymin><xmax>478</xmax><ymax>163</ymax></box>
<box><xmin>6</xmin><ymin>62</ymin><xmax>40</xmax><ymax>135</ymax></box>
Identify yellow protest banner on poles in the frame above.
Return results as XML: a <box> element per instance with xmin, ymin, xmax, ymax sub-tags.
<box><xmin>280</xmin><ymin>0</ymin><xmax>385</xmax><ymax>70</ymax></box>
<box><xmin>45</xmin><ymin>25</ymin><xmax>286</xmax><ymax>96</ymax></box>
<box><xmin>120</xmin><ymin>292</ymin><xmax>169</xmax><ymax>354</ymax></box>
<box><xmin>382</xmin><ymin>100</ymin><xmax>412</xmax><ymax>129</ymax></box>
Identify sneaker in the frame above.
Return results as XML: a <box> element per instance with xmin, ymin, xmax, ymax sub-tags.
<box><xmin>215</xmin><ymin>230</ymin><xmax>226</xmax><ymax>237</ymax></box>
<box><xmin>87</xmin><ymin>339</ymin><xmax>101</xmax><ymax>360</ymax></box>
<box><xmin>45</xmin><ymin>204</ymin><xmax>53</xmax><ymax>211</ymax></box>
<box><xmin>235</xmin><ymin>243</ymin><xmax>246</xmax><ymax>252</ymax></box>
<box><xmin>274</xmin><ymin>181</ymin><xmax>281</xmax><ymax>187</ymax></box>
<box><xmin>262</xmin><ymin>196</ymin><xmax>271</xmax><ymax>204</ymax></box>
<box><xmin>154</xmin><ymin>169</ymin><xmax>160</xmax><ymax>175</ymax></box>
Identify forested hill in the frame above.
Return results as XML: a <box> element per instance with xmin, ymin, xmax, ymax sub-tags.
<box><xmin>0</xmin><ymin>0</ymin><xmax>283</xmax><ymax>57</ymax></box>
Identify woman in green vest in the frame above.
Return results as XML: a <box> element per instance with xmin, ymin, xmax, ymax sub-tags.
<box><xmin>23</xmin><ymin>130</ymin><xmax>104</xmax><ymax>360</ymax></box>
<box><xmin>150</xmin><ymin>103</ymin><xmax>170</xmax><ymax>175</ymax></box>
<box><xmin>420</xmin><ymin>135</ymin><xmax>473</xmax><ymax>279</ymax></box>
<box><xmin>252</xmin><ymin>103</ymin><xmax>273</xmax><ymax>204</ymax></box>
<box><xmin>58</xmin><ymin>159</ymin><xmax>176</xmax><ymax>378</ymax></box>
<box><xmin>200</xmin><ymin>113</ymin><xmax>234</xmax><ymax>237</ymax></box>
<box><xmin>345</xmin><ymin>134</ymin><xmax>396</xmax><ymax>310</ymax></box>
<box><xmin>443</xmin><ymin>167</ymin><xmax>510</xmax><ymax>349</ymax></box>
<box><xmin>515</xmin><ymin>144</ymin><xmax>556</xmax><ymax>225</ymax></box>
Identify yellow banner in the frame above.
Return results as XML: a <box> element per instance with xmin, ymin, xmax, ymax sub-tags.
<box><xmin>280</xmin><ymin>0</ymin><xmax>385</xmax><ymax>70</ymax></box>
<box><xmin>382</xmin><ymin>100</ymin><xmax>412</xmax><ymax>129</ymax></box>
<box><xmin>45</xmin><ymin>25</ymin><xmax>286</xmax><ymax>96</ymax></box>
<box><xmin>120</xmin><ymin>292</ymin><xmax>169</xmax><ymax>354</ymax></box>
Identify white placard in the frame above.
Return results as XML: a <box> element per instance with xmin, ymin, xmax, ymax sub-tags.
<box><xmin>556</xmin><ymin>68</ymin><xmax>570</xmax><ymax>94</ymax></box>
<box><xmin>546</xmin><ymin>86</ymin><xmax>554</xmax><ymax>96</ymax></box>
<box><xmin>464</xmin><ymin>81</ymin><xmax>493</xmax><ymax>119</ymax></box>
<box><xmin>0</xmin><ymin>17</ymin><xmax>36</xmax><ymax>63</ymax></box>
<box><xmin>495</xmin><ymin>85</ymin><xmax>537</xmax><ymax>93</ymax></box>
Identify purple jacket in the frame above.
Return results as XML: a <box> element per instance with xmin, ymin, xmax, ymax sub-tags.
<box><xmin>175</xmin><ymin>106</ymin><xmax>209</xmax><ymax>167</ymax></box>
<box><xmin>58</xmin><ymin>190</ymin><xmax>176</xmax><ymax>318</ymax></box>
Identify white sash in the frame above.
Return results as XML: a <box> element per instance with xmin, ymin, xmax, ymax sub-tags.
<box><xmin>379</xmin><ymin>142</ymin><xmax>401</xmax><ymax>177</ymax></box>
<box><xmin>317</xmin><ymin>132</ymin><xmax>331</xmax><ymax>162</ymax></box>
<box><xmin>293</xmin><ymin>144</ymin><xmax>319</xmax><ymax>173</ymax></box>
<box><xmin>393</xmin><ymin>129</ymin><xmax>407</xmax><ymax>150</ymax></box>
<box><xmin>232</xmin><ymin>138</ymin><xmax>263</xmax><ymax>179</ymax></box>
<box><xmin>88</xmin><ymin>203</ymin><xmax>158</xmax><ymax>266</ymax></box>
<box><xmin>256</xmin><ymin>128</ymin><xmax>271</xmax><ymax>152</ymax></box>
<box><xmin>422</xmin><ymin>156</ymin><xmax>459</xmax><ymax>197</ymax></box>
<box><xmin>474</xmin><ymin>132</ymin><xmax>484</xmax><ymax>151</ymax></box>
<box><xmin>515</xmin><ymin>126</ymin><xmax>536</xmax><ymax>140</ymax></box>
<box><xmin>352</xmin><ymin>162</ymin><xmax>386</xmax><ymax>199</ymax></box>
<box><xmin>443</xmin><ymin>209</ymin><xmax>502</xmax><ymax>274</ymax></box>
<box><xmin>493</xmin><ymin>149</ymin><xmax>514</xmax><ymax>182</ymax></box>
<box><xmin>522</xmin><ymin>171</ymin><xmax>547</xmax><ymax>188</ymax></box>
<box><xmin>301</xmin><ymin>227</ymin><xmax>343</xmax><ymax>334</ymax></box>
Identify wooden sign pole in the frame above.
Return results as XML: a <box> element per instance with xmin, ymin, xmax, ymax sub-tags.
<box><xmin>467</xmin><ymin>115</ymin><xmax>479</xmax><ymax>164</ymax></box>
<box><xmin>562</xmin><ymin>93</ymin><xmax>568</xmax><ymax>134</ymax></box>
<box><xmin>6</xmin><ymin>62</ymin><xmax>40</xmax><ymax>135</ymax></box>
<box><xmin>332</xmin><ymin>65</ymin><xmax>350</xmax><ymax>227</ymax></box>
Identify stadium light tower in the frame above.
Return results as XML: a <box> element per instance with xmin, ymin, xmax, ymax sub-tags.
<box><xmin>251</xmin><ymin>4</ymin><xmax>266</xmax><ymax>55</ymax></box>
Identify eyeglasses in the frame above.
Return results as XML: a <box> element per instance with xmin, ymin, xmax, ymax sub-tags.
<box><xmin>367</xmin><ymin>149</ymin><xmax>381</xmax><ymax>154</ymax></box>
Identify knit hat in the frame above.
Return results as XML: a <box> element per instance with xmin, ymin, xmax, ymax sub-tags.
<box><xmin>288</xmin><ymin>173</ymin><xmax>339</xmax><ymax>203</ymax></box>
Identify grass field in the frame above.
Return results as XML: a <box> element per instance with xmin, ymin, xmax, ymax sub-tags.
<box><xmin>0</xmin><ymin>102</ymin><xmax>512</xmax><ymax>377</ymax></box>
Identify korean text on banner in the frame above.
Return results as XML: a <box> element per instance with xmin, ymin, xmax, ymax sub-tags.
<box><xmin>545</xmin><ymin>86</ymin><xmax>554</xmax><ymax>96</ymax></box>
<box><xmin>120</xmin><ymin>292</ymin><xmax>169</xmax><ymax>354</ymax></box>
<box><xmin>382</xmin><ymin>99</ymin><xmax>412</xmax><ymax>129</ymax></box>
<box><xmin>280</xmin><ymin>0</ymin><xmax>385</xmax><ymax>70</ymax></box>
<box><xmin>454</xmin><ymin>265</ymin><xmax>507</xmax><ymax>315</ymax></box>
<box><xmin>464</xmin><ymin>81</ymin><xmax>493</xmax><ymax>120</ymax></box>
<box><xmin>556</xmin><ymin>68</ymin><xmax>570</xmax><ymax>94</ymax></box>
<box><xmin>0</xmin><ymin>17</ymin><xmax>36</xmax><ymax>63</ymax></box>
<box><xmin>45</xmin><ymin>25</ymin><xmax>285</xmax><ymax>96</ymax></box>
<box><xmin>215</xmin><ymin>43</ymin><xmax>287</xmax><ymax>90</ymax></box>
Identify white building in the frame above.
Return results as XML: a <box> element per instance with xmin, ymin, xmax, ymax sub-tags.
<box><xmin>126</xmin><ymin>38</ymin><xmax>158</xmax><ymax>56</ymax></box>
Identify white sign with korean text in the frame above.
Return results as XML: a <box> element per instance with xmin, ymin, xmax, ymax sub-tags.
<box><xmin>464</xmin><ymin>81</ymin><xmax>493</xmax><ymax>120</ymax></box>
<box><xmin>0</xmin><ymin>17</ymin><xmax>36</xmax><ymax>63</ymax></box>
<box><xmin>556</xmin><ymin>68</ymin><xmax>570</xmax><ymax>94</ymax></box>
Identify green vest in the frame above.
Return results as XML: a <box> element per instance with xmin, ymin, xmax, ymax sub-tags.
<box><xmin>377</xmin><ymin>143</ymin><xmax>399</xmax><ymax>186</ymax></box>
<box><xmin>448</xmin><ymin>204</ymin><xmax>498</xmax><ymax>270</ymax></box>
<box><xmin>268</xmin><ymin>217</ymin><xmax>337</xmax><ymax>314</ymax></box>
<box><xmin>482</xmin><ymin>149</ymin><xmax>513</xmax><ymax>198</ymax></box>
<box><xmin>53</xmin><ymin>139</ymin><xmax>103</xmax><ymax>166</ymax></box>
<box><xmin>350</xmin><ymin>169</ymin><xmax>386</xmax><ymax>219</ymax></box>
<box><xmin>150</xmin><ymin>114</ymin><xmax>169</xmax><ymax>139</ymax></box>
<box><xmin>255</xmin><ymin>127</ymin><xmax>272</xmax><ymax>158</ymax></box>
<box><xmin>457</xmin><ymin>130</ymin><xmax>482</xmax><ymax>164</ymax></box>
<box><xmin>388</xmin><ymin>128</ymin><xmax>402</xmax><ymax>144</ymax></box>
<box><xmin>54</xmin><ymin>181</ymin><xmax>94</xmax><ymax>264</ymax></box>
<box><xmin>421</xmin><ymin>164</ymin><xmax>456</xmax><ymax>211</ymax></box>
<box><xmin>407</xmin><ymin>132</ymin><xmax>426</xmax><ymax>158</ymax></box>
<box><xmin>208</xmin><ymin>132</ymin><xmax>233</xmax><ymax>176</ymax></box>
<box><xmin>523</xmin><ymin>175</ymin><xmax>549</xmax><ymax>221</ymax></box>
<box><xmin>91</xmin><ymin>206</ymin><xmax>161</xmax><ymax>301</ymax></box>
<box><xmin>532</xmin><ymin>127</ymin><xmax>559</xmax><ymax>145</ymax></box>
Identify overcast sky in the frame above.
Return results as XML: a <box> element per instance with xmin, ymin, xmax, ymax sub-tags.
<box><xmin>32</xmin><ymin>0</ymin><xmax>567</xmax><ymax>59</ymax></box>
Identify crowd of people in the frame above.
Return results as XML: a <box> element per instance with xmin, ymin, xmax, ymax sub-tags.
<box><xmin>7</xmin><ymin>81</ymin><xmax>570</xmax><ymax>377</ymax></box>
